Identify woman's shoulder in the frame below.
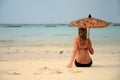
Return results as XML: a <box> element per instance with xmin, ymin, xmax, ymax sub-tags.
<box><xmin>74</xmin><ymin>37</ymin><xmax>79</xmax><ymax>41</ymax></box>
<box><xmin>73</xmin><ymin>37</ymin><xmax>79</xmax><ymax>43</ymax></box>
<box><xmin>86</xmin><ymin>38</ymin><xmax>92</xmax><ymax>44</ymax></box>
<box><xmin>87</xmin><ymin>38</ymin><xmax>91</xmax><ymax>42</ymax></box>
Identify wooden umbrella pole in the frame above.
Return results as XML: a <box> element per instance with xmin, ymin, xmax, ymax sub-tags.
<box><xmin>87</xmin><ymin>28</ymin><xmax>90</xmax><ymax>39</ymax></box>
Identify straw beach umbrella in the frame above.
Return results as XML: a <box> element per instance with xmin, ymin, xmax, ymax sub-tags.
<box><xmin>70</xmin><ymin>14</ymin><xmax>109</xmax><ymax>38</ymax></box>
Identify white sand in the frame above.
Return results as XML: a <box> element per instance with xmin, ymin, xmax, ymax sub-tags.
<box><xmin>0</xmin><ymin>46</ymin><xmax>120</xmax><ymax>80</ymax></box>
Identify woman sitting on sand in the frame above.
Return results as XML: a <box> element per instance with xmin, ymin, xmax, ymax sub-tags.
<box><xmin>67</xmin><ymin>28</ymin><xmax>94</xmax><ymax>68</ymax></box>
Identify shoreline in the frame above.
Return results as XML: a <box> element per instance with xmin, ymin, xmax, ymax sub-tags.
<box><xmin>0</xmin><ymin>25</ymin><xmax>120</xmax><ymax>80</ymax></box>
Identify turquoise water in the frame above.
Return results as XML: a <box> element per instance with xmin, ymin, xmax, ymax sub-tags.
<box><xmin>0</xmin><ymin>26</ymin><xmax>120</xmax><ymax>46</ymax></box>
<box><xmin>90</xmin><ymin>26</ymin><xmax>120</xmax><ymax>46</ymax></box>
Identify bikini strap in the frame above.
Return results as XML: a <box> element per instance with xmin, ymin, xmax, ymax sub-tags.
<box><xmin>78</xmin><ymin>38</ymin><xmax>90</xmax><ymax>50</ymax></box>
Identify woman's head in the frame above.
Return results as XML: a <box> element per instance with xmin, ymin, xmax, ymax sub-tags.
<box><xmin>78</xmin><ymin>28</ymin><xmax>87</xmax><ymax>40</ymax></box>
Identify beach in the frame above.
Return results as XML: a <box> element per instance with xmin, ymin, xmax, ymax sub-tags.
<box><xmin>0</xmin><ymin>26</ymin><xmax>120</xmax><ymax>80</ymax></box>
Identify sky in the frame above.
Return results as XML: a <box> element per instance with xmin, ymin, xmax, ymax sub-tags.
<box><xmin>0</xmin><ymin>0</ymin><xmax>120</xmax><ymax>24</ymax></box>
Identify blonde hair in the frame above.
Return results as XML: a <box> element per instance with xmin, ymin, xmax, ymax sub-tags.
<box><xmin>78</xmin><ymin>28</ymin><xmax>87</xmax><ymax>41</ymax></box>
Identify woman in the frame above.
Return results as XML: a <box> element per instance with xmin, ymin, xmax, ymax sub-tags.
<box><xmin>67</xmin><ymin>28</ymin><xmax>94</xmax><ymax>68</ymax></box>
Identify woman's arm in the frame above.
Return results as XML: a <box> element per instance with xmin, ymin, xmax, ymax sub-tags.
<box><xmin>67</xmin><ymin>38</ymin><xmax>78</xmax><ymax>68</ymax></box>
<box><xmin>88</xmin><ymin>39</ymin><xmax>94</xmax><ymax>55</ymax></box>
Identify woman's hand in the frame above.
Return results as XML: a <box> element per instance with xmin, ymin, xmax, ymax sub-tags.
<box><xmin>67</xmin><ymin>63</ymin><xmax>73</xmax><ymax>68</ymax></box>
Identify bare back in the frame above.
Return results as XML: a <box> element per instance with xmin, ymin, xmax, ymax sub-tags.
<box><xmin>74</xmin><ymin>37</ymin><xmax>94</xmax><ymax>64</ymax></box>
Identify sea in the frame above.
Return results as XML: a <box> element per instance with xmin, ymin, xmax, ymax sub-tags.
<box><xmin>0</xmin><ymin>24</ymin><xmax>120</xmax><ymax>47</ymax></box>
